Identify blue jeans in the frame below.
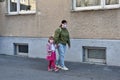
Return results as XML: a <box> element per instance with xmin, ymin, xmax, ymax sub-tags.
<box><xmin>57</xmin><ymin>43</ymin><xmax>66</xmax><ymax>67</ymax></box>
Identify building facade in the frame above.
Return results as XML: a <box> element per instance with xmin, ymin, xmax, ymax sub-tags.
<box><xmin>1</xmin><ymin>0</ymin><xmax>120</xmax><ymax>66</ymax></box>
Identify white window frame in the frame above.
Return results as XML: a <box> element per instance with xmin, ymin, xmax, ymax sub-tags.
<box><xmin>8</xmin><ymin>0</ymin><xmax>19</xmax><ymax>15</ymax></box>
<box><xmin>73</xmin><ymin>0</ymin><xmax>120</xmax><ymax>11</ymax></box>
<box><xmin>8</xmin><ymin>0</ymin><xmax>36</xmax><ymax>15</ymax></box>
<box><xmin>104</xmin><ymin>0</ymin><xmax>120</xmax><ymax>9</ymax></box>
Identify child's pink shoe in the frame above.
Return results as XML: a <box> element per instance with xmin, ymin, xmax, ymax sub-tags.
<box><xmin>48</xmin><ymin>67</ymin><xmax>52</xmax><ymax>71</ymax></box>
<box><xmin>54</xmin><ymin>67</ymin><xmax>59</xmax><ymax>72</ymax></box>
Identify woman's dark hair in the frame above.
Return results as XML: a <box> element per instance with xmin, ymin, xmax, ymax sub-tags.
<box><xmin>61</xmin><ymin>20</ymin><xmax>67</xmax><ymax>24</ymax></box>
<box><xmin>59</xmin><ymin>20</ymin><xmax>67</xmax><ymax>27</ymax></box>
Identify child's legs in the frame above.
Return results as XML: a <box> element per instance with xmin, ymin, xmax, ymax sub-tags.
<box><xmin>48</xmin><ymin>60</ymin><xmax>52</xmax><ymax>69</ymax></box>
<box><xmin>51</xmin><ymin>60</ymin><xmax>56</xmax><ymax>68</ymax></box>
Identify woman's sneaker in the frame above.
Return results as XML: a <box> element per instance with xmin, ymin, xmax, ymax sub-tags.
<box><xmin>56</xmin><ymin>65</ymin><xmax>62</xmax><ymax>69</ymax></box>
<box><xmin>61</xmin><ymin>66</ymin><xmax>69</xmax><ymax>71</ymax></box>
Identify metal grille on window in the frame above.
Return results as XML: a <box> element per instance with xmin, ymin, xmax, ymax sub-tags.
<box><xmin>18</xmin><ymin>45</ymin><xmax>28</xmax><ymax>53</ymax></box>
<box><xmin>88</xmin><ymin>49</ymin><xmax>106</xmax><ymax>59</ymax></box>
<box><xmin>83</xmin><ymin>47</ymin><xmax>106</xmax><ymax>64</ymax></box>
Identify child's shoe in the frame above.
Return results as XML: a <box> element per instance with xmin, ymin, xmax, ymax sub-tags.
<box><xmin>48</xmin><ymin>67</ymin><xmax>52</xmax><ymax>71</ymax></box>
<box><xmin>54</xmin><ymin>67</ymin><xmax>59</xmax><ymax>72</ymax></box>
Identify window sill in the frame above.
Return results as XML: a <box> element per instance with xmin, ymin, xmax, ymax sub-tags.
<box><xmin>72</xmin><ymin>7</ymin><xmax>120</xmax><ymax>12</ymax></box>
<box><xmin>5</xmin><ymin>11</ymin><xmax>36</xmax><ymax>16</ymax></box>
<box><xmin>71</xmin><ymin>8</ymin><xmax>102</xmax><ymax>12</ymax></box>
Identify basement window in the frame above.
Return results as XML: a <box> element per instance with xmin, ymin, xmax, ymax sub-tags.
<box><xmin>83</xmin><ymin>47</ymin><xmax>106</xmax><ymax>64</ymax></box>
<box><xmin>14</xmin><ymin>43</ymin><xmax>28</xmax><ymax>56</ymax></box>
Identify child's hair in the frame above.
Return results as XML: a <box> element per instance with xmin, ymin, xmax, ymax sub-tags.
<box><xmin>48</xmin><ymin>36</ymin><xmax>54</xmax><ymax>43</ymax></box>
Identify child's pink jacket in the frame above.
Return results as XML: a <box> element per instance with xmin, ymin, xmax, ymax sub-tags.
<box><xmin>46</xmin><ymin>43</ymin><xmax>56</xmax><ymax>60</ymax></box>
<box><xmin>46</xmin><ymin>43</ymin><xmax>52</xmax><ymax>55</ymax></box>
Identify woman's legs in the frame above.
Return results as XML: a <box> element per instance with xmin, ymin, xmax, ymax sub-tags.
<box><xmin>57</xmin><ymin>43</ymin><xmax>66</xmax><ymax>67</ymax></box>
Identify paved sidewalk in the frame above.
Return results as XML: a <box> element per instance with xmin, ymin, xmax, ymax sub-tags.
<box><xmin>0</xmin><ymin>55</ymin><xmax>120</xmax><ymax>80</ymax></box>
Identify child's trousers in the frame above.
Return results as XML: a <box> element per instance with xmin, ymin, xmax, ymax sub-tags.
<box><xmin>48</xmin><ymin>60</ymin><xmax>56</xmax><ymax>69</ymax></box>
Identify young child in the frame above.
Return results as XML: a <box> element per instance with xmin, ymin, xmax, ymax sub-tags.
<box><xmin>46</xmin><ymin>36</ymin><xmax>59</xmax><ymax>72</ymax></box>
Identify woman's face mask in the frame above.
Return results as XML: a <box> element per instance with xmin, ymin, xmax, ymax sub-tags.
<box><xmin>64</xmin><ymin>24</ymin><xmax>67</xmax><ymax>27</ymax></box>
<box><xmin>62</xmin><ymin>23</ymin><xmax>67</xmax><ymax>28</ymax></box>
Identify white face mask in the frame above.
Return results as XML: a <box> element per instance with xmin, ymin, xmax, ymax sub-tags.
<box><xmin>64</xmin><ymin>24</ymin><xmax>67</xmax><ymax>28</ymax></box>
<box><xmin>62</xmin><ymin>24</ymin><xmax>67</xmax><ymax>28</ymax></box>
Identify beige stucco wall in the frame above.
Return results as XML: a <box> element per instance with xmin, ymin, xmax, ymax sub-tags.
<box><xmin>1</xmin><ymin>0</ymin><xmax>120</xmax><ymax>39</ymax></box>
<box><xmin>0</xmin><ymin>2</ymin><xmax>4</xmax><ymax>36</ymax></box>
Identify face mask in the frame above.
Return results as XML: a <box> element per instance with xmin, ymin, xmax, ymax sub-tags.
<box><xmin>64</xmin><ymin>24</ymin><xmax>67</xmax><ymax>28</ymax></box>
<box><xmin>62</xmin><ymin>24</ymin><xmax>67</xmax><ymax>28</ymax></box>
<box><xmin>49</xmin><ymin>40</ymin><xmax>54</xmax><ymax>43</ymax></box>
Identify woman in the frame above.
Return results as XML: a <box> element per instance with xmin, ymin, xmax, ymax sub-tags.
<box><xmin>54</xmin><ymin>20</ymin><xmax>71</xmax><ymax>70</ymax></box>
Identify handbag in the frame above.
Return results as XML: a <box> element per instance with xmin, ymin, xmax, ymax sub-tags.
<box><xmin>46</xmin><ymin>55</ymin><xmax>52</xmax><ymax>60</ymax></box>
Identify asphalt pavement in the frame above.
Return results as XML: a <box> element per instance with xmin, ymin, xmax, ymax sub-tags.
<box><xmin>0</xmin><ymin>54</ymin><xmax>120</xmax><ymax>80</ymax></box>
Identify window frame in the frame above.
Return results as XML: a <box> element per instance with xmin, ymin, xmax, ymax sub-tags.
<box><xmin>8</xmin><ymin>0</ymin><xmax>36</xmax><ymax>15</ymax></box>
<box><xmin>72</xmin><ymin>0</ymin><xmax>120</xmax><ymax>11</ymax></box>
<box><xmin>104</xmin><ymin>0</ymin><xmax>120</xmax><ymax>9</ymax></box>
<box><xmin>14</xmin><ymin>43</ymin><xmax>29</xmax><ymax>56</ymax></box>
<box><xmin>83</xmin><ymin>46</ymin><xmax>106</xmax><ymax>64</ymax></box>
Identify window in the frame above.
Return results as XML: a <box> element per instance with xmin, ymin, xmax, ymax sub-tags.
<box><xmin>18</xmin><ymin>45</ymin><xmax>28</xmax><ymax>53</ymax></box>
<box><xmin>106</xmin><ymin>0</ymin><xmax>119</xmax><ymax>5</ymax></box>
<box><xmin>88</xmin><ymin>49</ymin><xmax>106</xmax><ymax>59</ymax></box>
<box><xmin>83</xmin><ymin>47</ymin><xmax>106</xmax><ymax>64</ymax></box>
<box><xmin>14</xmin><ymin>43</ymin><xmax>28</xmax><ymax>56</ymax></box>
<box><xmin>8</xmin><ymin>0</ymin><xmax>36</xmax><ymax>15</ymax></box>
<box><xmin>73</xmin><ymin>0</ymin><xmax>120</xmax><ymax>11</ymax></box>
<box><xmin>105</xmin><ymin>0</ymin><xmax>120</xmax><ymax>9</ymax></box>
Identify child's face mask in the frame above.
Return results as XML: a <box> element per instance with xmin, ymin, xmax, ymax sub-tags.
<box><xmin>49</xmin><ymin>40</ymin><xmax>54</xmax><ymax>43</ymax></box>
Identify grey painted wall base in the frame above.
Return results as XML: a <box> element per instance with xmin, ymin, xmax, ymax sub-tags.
<box><xmin>0</xmin><ymin>36</ymin><xmax>120</xmax><ymax>66</ymax></box>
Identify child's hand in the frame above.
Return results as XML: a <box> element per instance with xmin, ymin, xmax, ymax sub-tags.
<box><xmin>48</xmin><ymin>53</ymin><xmax>51</xmax><ymax>56</ymax></box>
<box><xmin>56</xmin><ymin>44</ymin><xmax>59</xmax><ymax>48</ymax></box>
<box><xmin>48</xmin><ymin>50</ymin><xmax>52</xmax><ymax>53</ymax></box>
